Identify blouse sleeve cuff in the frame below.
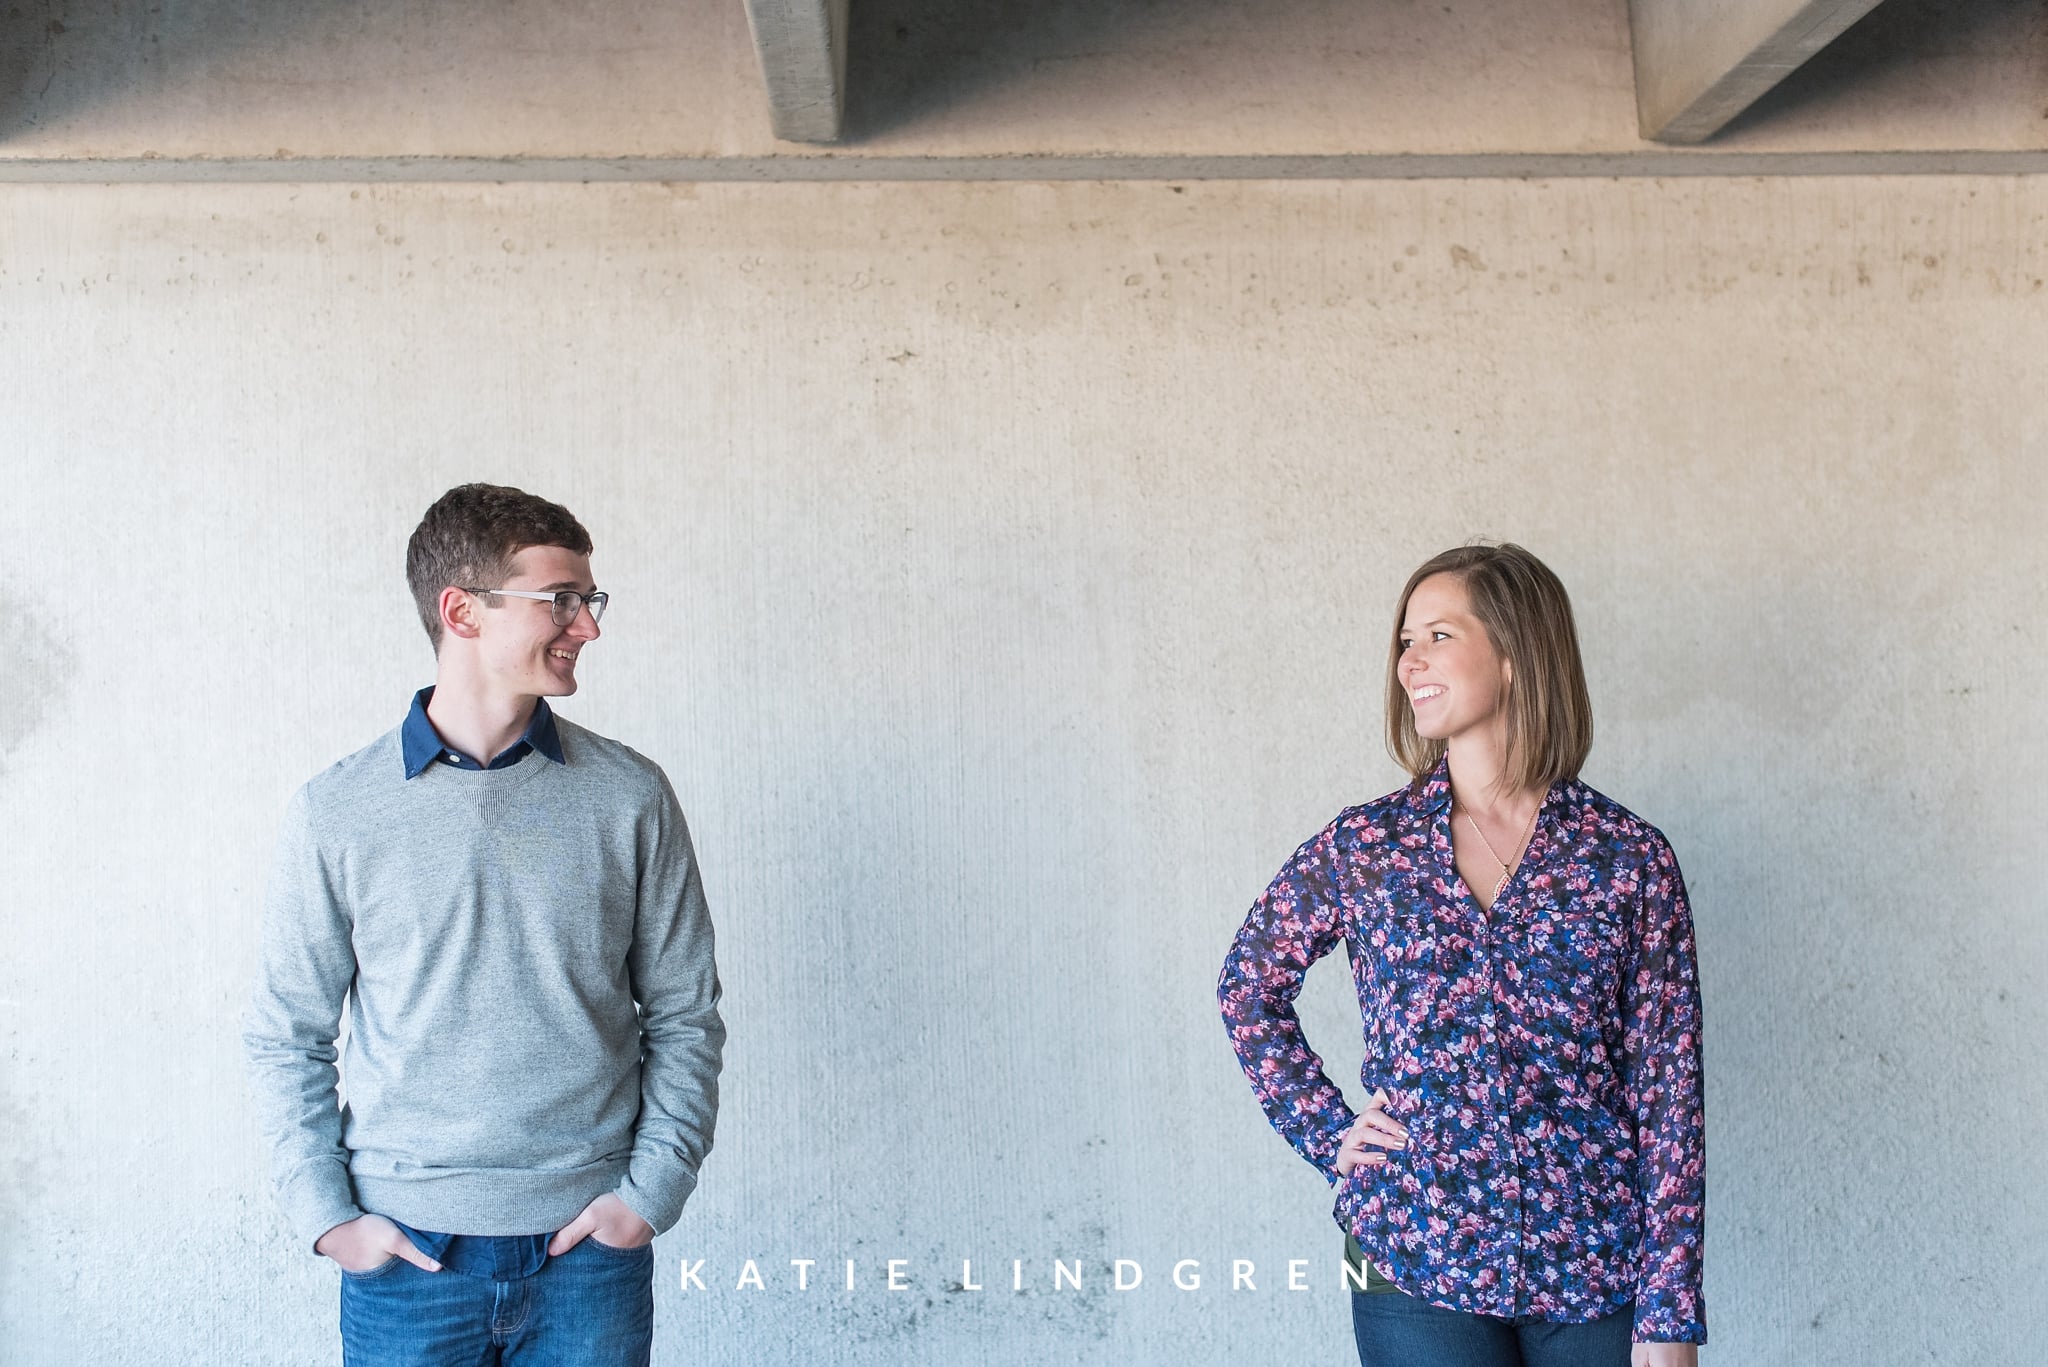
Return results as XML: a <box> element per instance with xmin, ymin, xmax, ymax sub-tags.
<box><xmin>1308</xmin><ymin>1112</ymin><xmax>1357</xmax><ymax>1184</ymax></box>
<box><xmin>1631</xmin><ymin>1285</ymin><xmax>1707</xmax><ymax>1344</ymax></box>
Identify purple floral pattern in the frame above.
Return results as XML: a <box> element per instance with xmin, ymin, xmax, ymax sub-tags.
<box><xmin>1218</xmin><ymin>759</ymin><xmax>1706</xmax><ymax>1343</ymax></box>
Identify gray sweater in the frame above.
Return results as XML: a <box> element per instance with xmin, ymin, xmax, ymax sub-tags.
<box><xmin>242</xmin><ymin>717</ymin><xmax>724</xmax><ymax>1252</ymax></box>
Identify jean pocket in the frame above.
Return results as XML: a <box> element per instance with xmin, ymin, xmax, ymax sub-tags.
<box><xmin>584</xmin><ymin>1235</ymin><xmax>653</xmax><ymax>1259</ymax></box>
<box><xmin>340</xmin><ymin>1254</ymin><xmax>402</xmax><ymax>1280</ymax></box>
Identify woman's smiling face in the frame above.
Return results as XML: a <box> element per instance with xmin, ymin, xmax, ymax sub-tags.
<box><xmin>1397</xmin><ymin>572</ymin><xmax>1510</xmax><ymax>744</ymax></box>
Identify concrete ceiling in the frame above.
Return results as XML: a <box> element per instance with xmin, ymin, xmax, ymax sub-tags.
<box><xmin>754</xmin><ymin>0</ymin><xmax>1916</xmax><ymax>145</ymax></box>
<box><xmin>1</xmin><ymin>0</ymin><xmax>2042</xmax><ymax>179</ymax></box>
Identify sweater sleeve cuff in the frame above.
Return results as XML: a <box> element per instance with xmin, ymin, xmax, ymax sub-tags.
<box><xmin>1632</xmin><ymin>1284</ymin><xmax>1707</xmax><ymax>1344</ymax></box>
<box><xmin>616</xmin><ymin>1166</ymin><xmax>699</xmax><ymax>1238</ymax></box>
<box><xmin>280</xmin><ymin>1158</ymin><xmax>365</xmax><ymax>1255</ymax></box>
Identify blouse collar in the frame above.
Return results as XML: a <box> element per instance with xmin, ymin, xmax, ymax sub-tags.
<box><xmin>1407</xmin><ymin>753</ymin><xmax>1575</xmax><ymax>829</ymax></box>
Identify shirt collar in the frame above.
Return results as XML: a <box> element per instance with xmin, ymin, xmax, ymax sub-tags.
<box><xmin>400</xmin><ymin>685</ymin><xmax>566</xmax><ymax>779</ymax></box>
<box><xmin>1410</xmin><ymin>755</ymin><xmax>1455</xmax><ymax>816</ymax></box>
<box><xmin>1407</xmin><ymin>754</ymin><xmax>1572</xmax><ymax>823</ymax></box>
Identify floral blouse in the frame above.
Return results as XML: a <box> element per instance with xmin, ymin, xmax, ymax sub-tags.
<box><xmin>1218</xmin><ymin>759</ymin><xmax>1706</xmax><ymax>1344</ymax></box>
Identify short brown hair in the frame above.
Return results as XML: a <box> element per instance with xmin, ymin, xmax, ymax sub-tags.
<box><xmin>1384</xmin><ymin>542</ymin><xmax>1593</xmax><ymax>795</ymax></box>
<box><xmin>405</xmin><ymin>483</ymin><xmax>593</xmax><ymax>652</ymax></box>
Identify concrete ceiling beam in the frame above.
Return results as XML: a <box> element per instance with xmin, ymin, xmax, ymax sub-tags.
<box><xmin>1628</xmin><ymin>0</ymin><xmax>1890</xmax><ymax>143</ymax></box>
<box><xmin>741</xmin><ymin>0</ymin><xmax>849</xmax><ymax>144</ymax></box>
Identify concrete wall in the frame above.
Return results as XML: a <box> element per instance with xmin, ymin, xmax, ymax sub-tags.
<box><xmin>2</xmin><ymin>175</ymin><xmax>2043</xmax><ymax>1365</ymax></box>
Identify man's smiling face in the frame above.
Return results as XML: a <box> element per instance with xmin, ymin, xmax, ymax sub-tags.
<box><xmin>469</xmin><ymin>544</ymin><xmax>601</xmax><ymax>699</ymax></box>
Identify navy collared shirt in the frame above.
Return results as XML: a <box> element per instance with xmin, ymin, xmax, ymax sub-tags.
<box><xmin>400</xmin><ymin>684</ymin><xmax>565</xmax><ymax>780</ymax></box>
<box><xmin>391</xmin><ymin>685</ymin><xmax>567</xmax><ymax>1279</ymax></box>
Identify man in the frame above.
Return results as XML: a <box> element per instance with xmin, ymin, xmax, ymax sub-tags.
<box><xmin>244</xmin><ymin>482</ymin><xmax>724</xmax><ymax>1366</ymax></box>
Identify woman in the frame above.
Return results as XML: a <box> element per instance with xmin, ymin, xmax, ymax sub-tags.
<box><xmin>1218</xmin><ymin>544</ymin><xmax>1705</xmax><ymax>1367</ymax></box>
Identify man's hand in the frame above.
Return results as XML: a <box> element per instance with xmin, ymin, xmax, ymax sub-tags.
<box><xmin>1334</xmin><ymin>1088</ymin><xmax>1408</xmax><ymax>1176</ymax></box>
<box><xmin>548</xmin><ymin>1192</ymin><xmax>655</xmax><ymax>1256</ymax></box>
<box><xmin>315</xmin><ymin>1214</ymin><xmax>441</xmax><ymax>1274</ymax></box>
<box><xmin>1633</xmin><ymin>1343</ymin><xmax>1699</xmax><ymax>1367</ymax></box>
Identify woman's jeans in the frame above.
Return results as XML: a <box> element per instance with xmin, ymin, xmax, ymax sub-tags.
<box><xmin>340</xmin><ymin>1236</ymin><xmax>654</xmax><ymax>1367</ymax></box>
<box><xmin>1352</xmin><ymin>1284</ymin><xmax>1635</xmax><ymax>1367</ymax></box>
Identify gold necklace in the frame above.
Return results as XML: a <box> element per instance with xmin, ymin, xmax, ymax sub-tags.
<box><xmin>1459</xmin><ymin>797</ymin><xmax>1541</xmax><ymax>902</ymax></box>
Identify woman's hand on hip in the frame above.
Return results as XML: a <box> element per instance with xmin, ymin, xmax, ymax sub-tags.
<box><xmin>1632</xmin><ymin>1343</ymin><xmax>1698</xmax><ymax>1366</ymax></box>
<box><xmin>1334</xmin><ymin>1088</ymin><xmax>1408</xmax><ymax>1176</ymax></box>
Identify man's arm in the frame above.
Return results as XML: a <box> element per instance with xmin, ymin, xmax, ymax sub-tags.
<box><xmin>241</xmin><ymin>787</ymin><xmax>366</xmax><ymax>1253</ymax></box>
<box><xmin>612</xmin><ymin>772</ymin><xmax>726</xmax><ymax>1236</ymax></box>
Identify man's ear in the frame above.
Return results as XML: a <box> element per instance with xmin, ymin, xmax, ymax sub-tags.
<box><xmin>439</xmin><ymin>586</ymin><xmax>483</xmax><ymax>643</ymax></box>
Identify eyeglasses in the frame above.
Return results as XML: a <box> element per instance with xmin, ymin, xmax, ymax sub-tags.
<box><xmin>461</xmin><ymin>586</ymin><xmax>609</xmax><ymax>626</ymax></box>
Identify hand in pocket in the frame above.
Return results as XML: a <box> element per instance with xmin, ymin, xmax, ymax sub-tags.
<box><xmin>316</xmin><ymin>1213</ymin><xmax>442</xmax><ymax>1274</ymax></box>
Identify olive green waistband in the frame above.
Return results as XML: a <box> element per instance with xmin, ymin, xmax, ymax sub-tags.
<box><xmin>1345</xmin><ymin>1233</ymin><xmax>1401</xmax><ymax>1295</ymax></box>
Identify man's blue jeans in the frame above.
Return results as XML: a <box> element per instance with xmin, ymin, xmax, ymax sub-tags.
<box><xmin>340</xmin><ymin>1237</ymin><xmax>654</xmax><ymax>1367</ymax></box>
<box><xmin>1352</xmin><ymin>1285</ymin><xmax>1634</xmax><ymax>1367</ymax></box>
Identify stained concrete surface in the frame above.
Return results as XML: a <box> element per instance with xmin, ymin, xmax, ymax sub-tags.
<box><xmin>1</xmin><ymin>175</ymin><xmax>2043</xmax><ymax>1365</ymax></box>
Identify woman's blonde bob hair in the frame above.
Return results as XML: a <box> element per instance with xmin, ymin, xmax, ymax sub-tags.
<box><xmin>1385</xmin><ymin>543</ymin><xmax>1593</xmax><ymax>795</ymax></box>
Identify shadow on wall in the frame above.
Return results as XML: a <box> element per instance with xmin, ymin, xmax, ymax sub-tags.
<box><xmin>842</xmin><ymin>0</ymin><xmax>1256</xmax><ymax>142</ymax></box>
<box><xmin>0</xmin><ymin>0</ymin><xmax>358</xmax><ymax>145</ymax></box>
<box><xmin>1713</xmin><ymin>0</ymin><xmax>2048</xmax><ymax>142</ymax></box>
<box><xmin>0</xmin><ymin>0</ymin><xmax>62</xmax><ymax>133</ymax></box>
<box><xmin>0</xmin><ymin>596</ymin><xmax>75</xmax><ymax>780</ymax></box>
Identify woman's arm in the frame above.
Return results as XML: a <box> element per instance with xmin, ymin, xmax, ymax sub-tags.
<box><xmin>1217</xmin><ymin>821</ymin><xmax>1359</xmax><ymax>1182</ymax></box>
<box><xmin>1622</xmin><ymin>836</ymin><xmax>1708</xmax><ymax>1345</ymax></box>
